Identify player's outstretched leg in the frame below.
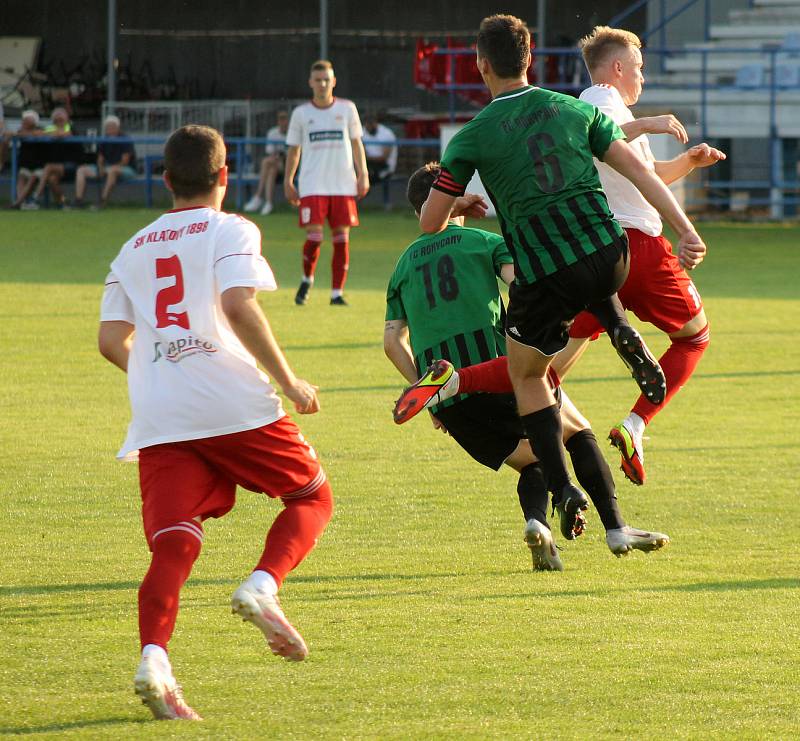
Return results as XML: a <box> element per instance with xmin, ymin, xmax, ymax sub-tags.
<box><xmin>233</xmin><ymin>479</ymin><xmax>333</xmax><ymax>661</ymax></box>
<box><xmin>393</xmin><ymin>360</ymin><xmax>459</xmax><ymax>424</ymax></box>
<box><xmin>606</xmin><ymin>526</ymin><xmax>670</xmax><ymax>557</ymax></box>
<box><xmin>135</xmin><ymin>527</ymin><xmax>203</xmax><ymax>720</ymax></box>
<box><xmin>524</xmin><ymin>519</ymin><xmax>564</xmax><ymax>571</ymax></box>
<box><xmin>610</xmin><ymin>325</ymin><xmax>666</xmax><ymax>405</ymax></box>
<box><xmin>134</xmin><ymin>647</ymin><xmax>203</xmax><ymax>721</ymax></box>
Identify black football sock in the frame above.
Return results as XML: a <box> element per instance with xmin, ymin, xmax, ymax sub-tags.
<box><xmin>517</xmin><ymin>463</ymin><xmax>549</xmax><ymax>525</ymax></box>
<box><xmin>566</xmin><ymin>429</ymin><xmax>625</xmax><ymax>531</ymax></box>
<box><xmin>519</xmin><ymin>405</ymin><xmax>570</xmax><ymax>493</ymax></box>
<box><xmin>586</xmin><ymin>293</ymin><xmax>628</xmax><ymax>335</ymax></box>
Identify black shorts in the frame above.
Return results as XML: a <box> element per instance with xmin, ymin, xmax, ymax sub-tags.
<box><xmin>433</xmin><ymin>393</ymin><xmax>523</xmax><ymax>470</ymax></box>
<box><xmin>506</xmin><ymin>235</ymin><xmax>628</xmax><ymax>355</ymax></box>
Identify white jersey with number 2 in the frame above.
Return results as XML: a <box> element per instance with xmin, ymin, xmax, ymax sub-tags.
<box><xmin>101</xmin><ymin>206</ymin><xmax>283</xmax><ymax>460</ymax></box>
<box><xmin>579</xmin><ymin>84</ymin><xmax>662</xmax><ymax>237</ymax></box>
<box><xmin>286</xmin><ymin>98</ymin><xmax>362</xmax><ymax>197</ymax></box>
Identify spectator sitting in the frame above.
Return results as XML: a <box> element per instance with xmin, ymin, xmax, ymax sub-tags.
<box><xmin>72</xmin><ymin>115</ymin><xmax>137</xmax><ymax>208</ymax></box>
<box><xmin>21</xmin><ymin>107</ymin><xmax>84</xmax><ymax>209</ymax></box>
<box><xmin>244</xmin><ymin>109</ymin><xmax>289</xmax><ymax>215</ymax></box>
<box><xmin>362</xmin><ymin>112</ymin><xmax>398</xmax><ymax>210</ymax></box>
<box><xmin>5</xmin><ymin>111</ymin><xmax>45</xmax><ymax>209</ymax></box>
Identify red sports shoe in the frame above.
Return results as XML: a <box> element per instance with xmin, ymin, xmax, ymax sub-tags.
<box><xmin>393</xmin><ymin>360</ymin><xmax>458</xmax><ymax>424</ymax></box>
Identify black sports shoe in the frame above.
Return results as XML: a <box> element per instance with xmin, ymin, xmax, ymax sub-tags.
<box><xmin>611</xmin><ymin>325</ymin><xmax>667</xmax><ymax>405</ymax></box>
<box><xmin>329</xmin><ymin>296</ymin><xmax>348</xmax><ymax>306</ymax></box>
<box><xmin>294</xmin><ymin>281</ymin><xmax>311</xmax><ymax>305</ymax></box>
<box><xmin>552</xmin><ymin>483</ymin><xmax>589</xmax><ymax>541</ymax></box>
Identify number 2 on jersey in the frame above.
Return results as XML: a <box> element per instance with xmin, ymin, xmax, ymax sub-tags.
<box><xmin>155</xmin><ymin>255</ymin><xmax>190</xmax><ymax>329</ymax></box>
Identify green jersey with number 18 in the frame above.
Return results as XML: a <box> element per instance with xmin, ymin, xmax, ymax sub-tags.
<box><xmin>434</xmin><ymin>85</ymin><xmax>627</xmax><ymax>286</ymax></box>
<box><xmin>385</xmin><ymin>224</ymin><xmax>513</xmax><ymax>409</ymax></box>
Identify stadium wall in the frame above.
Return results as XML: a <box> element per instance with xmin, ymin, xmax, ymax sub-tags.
<box><xmin>5</xmin><ymin>0</ymin><xmax>641</xmax><ymax>106</ymax></box>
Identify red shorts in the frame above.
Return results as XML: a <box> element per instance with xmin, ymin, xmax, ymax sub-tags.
<box><xmin>570</xmin><ymin>228</ymin><xmax>704</xmax><ymax>339</ymax></box>
<box><xmin>299</xmin><ymin>195</ymin><xmax>359</xmax><ymax>229</ymax></box>
<box><xmin>138</xmin><ymin>415</ymin><xmax>325</xmax><ymax>548</ymax></box>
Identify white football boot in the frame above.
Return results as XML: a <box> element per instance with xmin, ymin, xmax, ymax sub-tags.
<box><xmin>244</xmin><ymin>194</ymin><xmax>264</xmax><ymax>212</ymax></box>
<box><xmin>524</xmin><ymin>519</ymin><xmax>564</xmax><ymax>572</ymax></box>
<box><xmin>606</xmin><ymin>526</ymin><xmax>670</xmax><ymax>557</ymax></box>
<box><xmin>231</xmin><ymin>582</ymin><xmax>308</xmax><ymax>661</ymax></box>
<box><xmin>134</xmin><ymin>654</ymin><xmax>202</xmax><ymax>721</ymax></box>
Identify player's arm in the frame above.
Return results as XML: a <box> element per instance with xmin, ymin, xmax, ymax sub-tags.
<box><xmin>98</xmin><ymin>320</ymin><xmax>134</xmax><ymax>371</ymax></box>
<box><xmin>283</xmin><ymin>145</ymin><xmax>301</xmax><ymax>206</ymax></box>
<box><xmin>621</xmin><ymin>114</ymin><xmax>688</xmax><ymax>143</ymax></box>
<box><xmin>603</xmin><ymin>139</ymin><xmax>706</xmax><ymax>270</ymax></box>
<box><xmin>654</xmin><ymin>143</ymin><xmax>727</xmax><ymax>185</ymax></box>
<box><xmin>419</xmin><ymin>190</ymin><xmax>488</xmax><ymax>233</ymax></box>
<box><xmin>383</xmin><ymin>319</ymin><xmax>417</xmax><ymax>385</ymax></box>
<box><xmin>221</xmin><ymin>286</ymin><xmax>319</xmax><ymax>414</ymax></box>
<box><xmin>351</xmin><ymin>137</ymin><xmax>370</xmax><ymax>199</ymax></box>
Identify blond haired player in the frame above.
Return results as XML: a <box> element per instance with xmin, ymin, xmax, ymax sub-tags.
<box><xmin>284</xmin><ymin>59</ymin><xmax>369</xmax><ymax>306</ymax></box>
<box><xmin>99</xmin><ymin>125</ymin><xmax>333</xmax><ymax>721</ymax></box>
<box><xmin>568</xmin><ymin>26</ymin><xmax>725</xmax><ymax>484</ymax></box>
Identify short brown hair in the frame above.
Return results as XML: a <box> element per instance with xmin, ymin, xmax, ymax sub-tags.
<box><xmin>407</xmin><ymin>162</ymin><xmax>440</xmax><ymax>213</ymax></box>
<box><xmin>579</xmin><ymin>26</ymin><xmax>642</xmax><ymax>73</ymax></box>
<box><xmin>164</xmin><ymin>125</ymin><xmax>226</xmax><ymax>198</ymax></box>
<box><xmin>310</xmin><ymin>59</ymin><xmax>333</xmax><ymax>74</ymax></box>
<box><xmin>477</xmin><ymin>14</ymin><xmax>531</xmax><ymax>79</ymax></box>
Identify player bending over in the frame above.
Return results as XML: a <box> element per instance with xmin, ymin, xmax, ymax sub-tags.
<box><xmin>385</xmin><ymin>164</ymin><xmax>668</xmax><ymax>571</ymax></box>
<box><xmin>418</xmin><ymin>15</ymin><xmax>706</xmax><ymax>532</ymax></box>
<box><xmin>99</xmin><ymin>125</ymin><xmax>333</xmax><ymax>721</ymax></box>
<box><xmin>558</xmin><ymin>26</ymin><xmax>721</xmax><ymax>485</ymax></box>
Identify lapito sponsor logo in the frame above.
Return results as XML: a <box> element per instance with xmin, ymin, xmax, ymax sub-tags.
<box><xmin>152</xmin><ymin>336</ymin><xmax>218</xmax><ymax>363</ymax></box>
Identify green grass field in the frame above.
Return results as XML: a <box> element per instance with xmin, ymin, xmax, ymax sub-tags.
<box><xmin>1</xmin><ymin>209</ymin><xmax>798</xmax><ymax>739</ymax></box>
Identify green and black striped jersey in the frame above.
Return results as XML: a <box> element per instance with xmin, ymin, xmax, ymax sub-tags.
<box><xmin>434</xmin><ymin>85</ymin><xmax>626</xmax><ymax>286</ymax></box>
<box><xmin>385</xmin><ymin>224</ymin><xmax>512</xmax><ymax>411</ymax></box>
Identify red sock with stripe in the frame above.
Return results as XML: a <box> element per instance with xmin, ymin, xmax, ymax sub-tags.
<box><xmin>302</xmin><ymin>231</ymin><xmax>323</xmax><ymax>280</ymax></box>
<box><xmin>331</xmin><ymin>232</ymin><xmax>349</xmax><ymax>291</ymax></box>
<box><xmin>138</xmin><ymin>523</ymin><xmax>203</xmax><ymax>650</ymax></box>
<box><xmin>631</xmin><ymin>324</ymin><xmax>710</xmax><ymax>424</ymax></box>
<box><xmin>457</xmin><ymin>356</ymin><xmax>559</xmax><ymax>395</ymax></box>
<box><xmin>255</xmin><ymin>478</ymin><xmax>333</xmax><ymax>587</ymax></box>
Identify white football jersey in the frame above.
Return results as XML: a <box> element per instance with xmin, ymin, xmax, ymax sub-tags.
<box><xmin>101</xmin><ymin>206</ymin><xmax>283</xmax><ymax>460</ymax></box>
<box><xmin>286</xmin><ymin>98</ymin><xmax>362</xmax><ymax>197</ymax></box>
<box><xmin>579</xmin><ymin>84</ymin><xmax>662</xmax><ymax>236</ymax></box>
<box><xmin>265</xmin><ymin>124</ymin><xmax>287</xmax><ymax>156</ymax></box>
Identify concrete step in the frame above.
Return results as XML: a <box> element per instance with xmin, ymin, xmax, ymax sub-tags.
<box><xmin>709</xmin><ymin>23</ymin><xmax>800</xmax><ymax>39</ymax></box>
<box><xmin>729</xmin><ymin>7</ymin><xmax>800</xmax><ymax>22</ymax></box>
<box><xmin>753</xmin><ymin>0</ymin><xmax>800</xmax><ymax>7</ymax></box>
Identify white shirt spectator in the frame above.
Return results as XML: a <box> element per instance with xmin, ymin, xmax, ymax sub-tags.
<box><xmin>579</xmin><ymin>83</ymin><xmax>662</xmax><ymax>237</ymax></box>
<box><xmin>362</xmin><ymin>122</ymin><xmax>398</xmax><ymax>175</ymax></box>
<box><xmin>265</xmin><ymin>124</ymin><xmax>288</xmax><ymax>156</ymax></box>
<box><xmin>101</xmin><ymin>207</ymin><xmax>281</xmax><ymax>460</ymax></box>
<box><xmin>286</xmin><ymin>98</ymin><xmax>362</xmax><ymax>197</ymax></box>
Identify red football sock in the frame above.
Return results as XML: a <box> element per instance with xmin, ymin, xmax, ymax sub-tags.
<box><xmin>632</xmin><ymin>324</ymin><xmax>710</xmax><ymax>424</ymax></box>
<box><xmin>255</xmin><ymin>479</ymin><xmax>333</xmax><ymax>587</ymax></box>
<box><xmin>331</xmin><ymin>233</ymin><xmax>349</xmax><ymax>291</ymax></box>
<box><xmin>138</xmin><ymin>525</ymin><xmax>203</xmax><ymax>650</ymax></box>
<box><xmin>457</xmin><ymin>356</ymin><xmax>513</xmax><ymax>394</ymax></box>
<box><xmin>302</xmin><ymin>231</ymin><xmax>323</xmax><ymax>279</ymax></box>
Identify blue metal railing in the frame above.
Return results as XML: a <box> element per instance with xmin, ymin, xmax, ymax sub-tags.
<box><xmin>5</xmin><ymin>135</ymin><xmax>438</xmax><ymax>210</ymax></box>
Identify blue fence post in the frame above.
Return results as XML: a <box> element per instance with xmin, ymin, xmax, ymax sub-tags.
<box><xmin>10</xmin><ymin>138</ymin><xmax>18</xmax><ymax>203</ymax></box>
<box><xmin>235</xmin><ymin>140</ymin><xmax>244</xmax><ymax>211</ymax></box>
<box><xmin>704</xmin><ymin>0</ymin><xmax>711</xmax><ymax>42</ymax></box>
<box><xmin>145</xmin><ymin>155</ymin><xmax>153</xmax><ymax>208</ymax></box>
<box><xmin>769</xmin><ymin>48</ymin><xmax>783</xmax><ymax>219</ymax></box>
<box><xmin>660</xmin><ymin>0</ymin><xmax>667</xmax><ymax>73</ymax></box>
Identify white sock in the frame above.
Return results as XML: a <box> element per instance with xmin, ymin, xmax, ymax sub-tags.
<box><xmin>331</xmin><ymin>289</ymin><xmax>343</xmax><ymax>299</ymax></box>
<box><xmin>301</xmin><ymin>276</ymin><xmax>313</xmax><ymax>285</ymax></box>
<box><xmin>141</xmin><ymin>644</ymin><xmax>170</xmax><ymax>668</ymax></box>
<box><xmin>245</xmin><ymin>569</ymin><xmax>278</xmax><ymax>595</ymax></box>
<box><xmin>623</xmin><ymin>412</ymin><xmax>646</xmax><ymax>448</ymax></box>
